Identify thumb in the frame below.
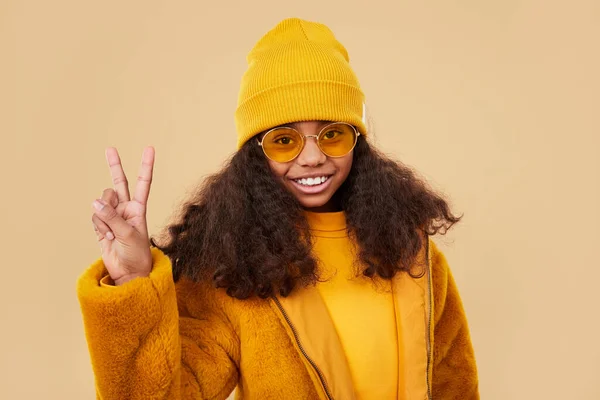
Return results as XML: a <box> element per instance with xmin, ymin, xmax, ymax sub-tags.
<box><xmin>92</xmin><ymin>199</ymin><xmax>135</xmax><ymax>238</ymax></box>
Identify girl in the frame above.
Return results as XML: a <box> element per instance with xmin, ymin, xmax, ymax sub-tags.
<box><xmin>79</xmin><ymin>17</ymin><xmax>479</xmax><ymax>399</ymax></box>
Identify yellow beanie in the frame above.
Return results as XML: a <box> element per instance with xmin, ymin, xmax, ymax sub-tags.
<box><xmin>234</xmin><ymin>18</ymin><xmax>367</xmax><ymax>149</ymax></box>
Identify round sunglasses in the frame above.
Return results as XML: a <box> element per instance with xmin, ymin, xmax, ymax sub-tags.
<box><xmin>257</xmin><ymin>122</ymin><xmax>360</xmax><ymax>163</ymax></box>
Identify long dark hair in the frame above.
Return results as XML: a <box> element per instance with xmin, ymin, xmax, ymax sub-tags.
<box><xmin>150</xmin><ymin>135</ymin><xmax>461</xmax><ymax>299</ymax></box>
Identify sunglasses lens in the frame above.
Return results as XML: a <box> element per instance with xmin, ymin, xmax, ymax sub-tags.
<box><xmin>318</xmin><ymin>124</ymin><xmax>357</xmax><ymax>157</ymax></box>
<box><xmin>262</xmin><ymin>128</ymin><xmax>303</xmax><ymax>162</ymax></box>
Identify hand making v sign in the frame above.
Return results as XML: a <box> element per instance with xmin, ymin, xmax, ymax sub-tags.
<box><xmin>91</xmin><ymin>146</ymin><xmax>155</xmax><ymax>286</ymax></box>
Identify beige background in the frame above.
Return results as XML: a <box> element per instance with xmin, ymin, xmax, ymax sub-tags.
<box><xmin>1</xmin><ymin>0</ymin><xmax>598</xmax><ymax>399</ymax></box>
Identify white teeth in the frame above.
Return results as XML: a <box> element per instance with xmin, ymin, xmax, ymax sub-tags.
<box><xmin>295</xmin><ymin>176</ymin><xmax>329</xmax><ymax>186</ymax></box>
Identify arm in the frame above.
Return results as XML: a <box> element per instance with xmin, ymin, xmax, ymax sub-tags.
<box><xmin>430</xmin><ymin>240</ymin><xmax>479</xmax><ymax>399</ymax></box>
<box><xmin>76</xmin><ymin>246</ymin><xmax>240</xmax><ymax>400</ymax></box>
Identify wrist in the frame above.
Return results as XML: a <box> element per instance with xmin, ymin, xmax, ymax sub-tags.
<box><xmin>114</xmin><ymin>272</ymin><xmax>149</xmax><ymax>286</ymax></box>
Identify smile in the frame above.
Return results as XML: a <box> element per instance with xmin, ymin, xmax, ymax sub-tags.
<box><xmin>289</xmin><ymin>175</ymin><xmax>333</xmax><ymax>195</ymax></box>
<box><xmin>293</xmin><ymin>176</ymin><xmax>330</xmax><ymax>186</ymax></box>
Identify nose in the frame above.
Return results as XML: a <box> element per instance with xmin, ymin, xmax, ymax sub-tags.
<box><xmin>296</xmin><ymin>136</ymin><xmax>326</xmax><ymax>167</ymax></box>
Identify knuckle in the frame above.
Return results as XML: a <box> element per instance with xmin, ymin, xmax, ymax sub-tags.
<box><xmin>92</xmin><ymin>217</ymin><xmax>103</xmax><ymax>231</ymax></box>
<box><xmin>103</xmin><ymin>189</ymin><xmax>118</xmax><ymax>202</ymax></box>
<box><xmin>103</xmin><ymin>189</ymin><xmax>116</xmax><ymax>202</ymax></box>
<box><xmin>103</xmin><ymin>207</ymin><xmax>118</xmax><ymax>220</ymax></box>
<box><xmin>137</xmin><ymin>175</ymin><xmax>152</xmax><ymax>184</ymax></box>
<box><xmin>113</xmin><ymin>176</ymin><xmax>128</xmax><ymax>186</ymax></box>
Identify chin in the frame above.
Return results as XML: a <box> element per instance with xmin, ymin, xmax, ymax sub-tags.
<box><xmin>297</xmin><ymin>195</ymin><xmax>331</xmax><ymax>209</ymax></box>
<box><xmin>294</xmin><ymin>190</ymin><xmax>342</xmax><ymax>212</ymax></box>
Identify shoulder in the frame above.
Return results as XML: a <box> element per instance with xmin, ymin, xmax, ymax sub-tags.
<box><xmin>428</xmin><ymin>237</ymin><xmax>468</xmax><ymax>328</ymax></box>
<box><xmin>429</xmin><ymin>237</ymin><xmax>450</xmax><ymax>285</ymax></box>
<box><xmin>428</xmin><ymin>237</ymin><xmax>452</xmax><ymax>321</ymax></box>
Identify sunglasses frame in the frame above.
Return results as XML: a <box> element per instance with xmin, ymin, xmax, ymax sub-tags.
<box><xmin>257</xmin><ymin>122</ymin><xmax>361</xmax><ymax>163</ymax></box>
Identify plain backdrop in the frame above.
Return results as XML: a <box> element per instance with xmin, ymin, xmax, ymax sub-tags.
<box><xmin>1</xmin><ymin>0</ymin><xmax>599</xmax><ymax>399</ymax></box>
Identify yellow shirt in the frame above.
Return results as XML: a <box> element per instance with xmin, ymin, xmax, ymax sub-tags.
<box><xmin>305</xmin><ymin>210</ymin><xmax>399</xmax><ymax>399</ymax></box>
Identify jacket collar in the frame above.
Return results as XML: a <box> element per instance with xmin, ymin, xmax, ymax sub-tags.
<box><xmin>270</xmin><ymin>233</ymin><xmax>434</xmax><ymax>400</ymax></box>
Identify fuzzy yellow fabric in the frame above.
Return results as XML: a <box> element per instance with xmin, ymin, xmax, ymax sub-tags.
<box><xmin>77</xmin><ymin>240</ymin><xmax>478</xmax><ymax>399</ymax></box>
<box><xmin>430</xmin><ymin>244</ymin><xmax>480</xmax><ymax>399</ymax></box>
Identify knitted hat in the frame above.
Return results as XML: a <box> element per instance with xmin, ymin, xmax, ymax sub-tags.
<box><xmin>234</xmin><ymin>18</ymin><xmax>367</xmax><ymax>149</ymax></box>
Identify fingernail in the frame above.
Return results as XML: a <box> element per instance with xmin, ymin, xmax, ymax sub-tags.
<box><xmin>106</xmin><ymin>231</ymin><xmax>114</xmax><ymax>240</ymax></box>
<box><xmin>93</xmin><ymin>199</ymin><xmax>105</xmax><ymax>211</ymax></box>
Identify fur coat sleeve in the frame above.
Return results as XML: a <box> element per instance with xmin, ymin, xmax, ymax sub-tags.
<box><xmin>76</xmin><ymin>247</ymin><xmax>240</xmax><ymax>400</ymax></box>
<box><xmin>430</xmin><ymin>241</ymin><xmax>480</xmax><ymax>399</ymax></box>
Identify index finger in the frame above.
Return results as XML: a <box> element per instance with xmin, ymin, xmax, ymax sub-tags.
<box><xmin>133</xmin><ymin>146</ymin><xmax>155</xmax><ymax>206</ymax></box>
<box><xmin>105</xmin><ymin>147</ymin><xmax>131</xmax><ymax>203</ymax></box>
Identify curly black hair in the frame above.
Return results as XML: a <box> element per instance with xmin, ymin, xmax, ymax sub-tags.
<box><xmin>150</xmin><ymin>135</ymin><xmax>461</xmax><ymax>299</ymax></box>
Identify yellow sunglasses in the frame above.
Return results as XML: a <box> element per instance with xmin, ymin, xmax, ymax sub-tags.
<box><xmin>257</xmin><ymin>122</ymin><xmax>360</xmax><ymax>163</ymax></box>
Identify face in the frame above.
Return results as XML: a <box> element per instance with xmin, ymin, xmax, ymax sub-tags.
<box><xmin>262</xmin><ymin>121</ymin><xmax>354</xmax><ymax>212</ymax></box>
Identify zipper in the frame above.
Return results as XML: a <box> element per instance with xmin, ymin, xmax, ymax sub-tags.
<box><xmin>272</xmin><ymin>297</ymin><xmax>334</xmax><ymax>400</ymax></box>
<box><xmin>425</xmin><ymin>241</ymin><xmax>433</xmax><ymax>400</ymax></box>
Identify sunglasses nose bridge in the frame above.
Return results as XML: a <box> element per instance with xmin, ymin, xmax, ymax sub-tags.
<box><xmin>305</xmin><ymin>134</ymin><xmax>319</xmax><ymax>143</ymax></box>
<box><xmin>297</xmin><ymin>134</ymin><xmax>319</xmax><ymax>152</ymax></box>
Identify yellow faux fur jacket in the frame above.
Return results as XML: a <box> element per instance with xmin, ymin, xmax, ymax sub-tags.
<box><xmin>77</xmin><ymin>236</ymin><xmax>478</xmax><ymax>399</ymax></box>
